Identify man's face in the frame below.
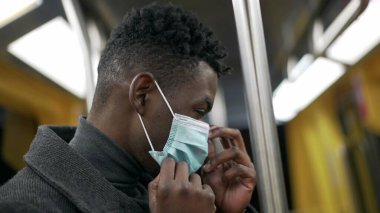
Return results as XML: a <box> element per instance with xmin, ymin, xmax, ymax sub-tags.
<box><xmin>140</xmin><ymin>61</ymin><xmax>218</xmax><ymax>174</ymax></box>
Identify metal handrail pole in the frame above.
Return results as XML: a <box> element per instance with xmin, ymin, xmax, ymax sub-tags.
<box><xmin>247</xmin><ymin>0</ymin><xmax>288</xmax><ymax>211</ymax></box>
<box><xmin>61</xmin><ymin>0</ymin><xmax>95</xmax><ymax>111</ymax></box>
<box><xmin>232</xmin><ymin>0</ymin><xmax>275</xmax><ymax>212</ymax></box>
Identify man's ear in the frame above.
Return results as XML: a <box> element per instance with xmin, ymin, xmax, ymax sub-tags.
<box><xmin>129</xmin><ymin>72</ymin><xmax>155</xmax><ymax>115</ymax></box>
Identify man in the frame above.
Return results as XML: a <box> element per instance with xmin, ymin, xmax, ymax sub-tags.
<box><xmin>0</xmin><ymin>4</ymin><xmax>256</xmax><ymax>213</ymax></box>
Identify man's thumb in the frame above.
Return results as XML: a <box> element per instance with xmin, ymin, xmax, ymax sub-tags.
<box><xmin>149</xmin><ymin>175</ymin><xmax>159</xmax><ymax>193</ymax></box>
<box><xmin>148</xmin><ymin>174</ymin><xmax>160</xmax><ymax>211</ymax></box>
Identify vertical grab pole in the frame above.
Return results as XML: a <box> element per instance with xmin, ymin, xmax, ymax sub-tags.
<box><xmin>232</xmin><ymin>0</ymin><xmax>288</xmax><ymax>212</ymax></box>
<box><xmin>247</xmin><ymin>0</ymin><xmax>288</xmax><ymax>211</ymax></box>
<box><xmin>61</xmin><ymin>0</ymin><xmax>95</xmax><ymax>112</ymax></box>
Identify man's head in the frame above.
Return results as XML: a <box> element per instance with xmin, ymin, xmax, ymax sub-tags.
<box><xmin>88</xmin><ymin>4</ymin><xmax>229</xmax><ymax>174</ymax></box>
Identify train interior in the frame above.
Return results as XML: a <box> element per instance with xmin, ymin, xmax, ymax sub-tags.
<box><xmin>0</xmin><ymin>0</ymin><xmax>379</xmax><ymax>212</ymax></box>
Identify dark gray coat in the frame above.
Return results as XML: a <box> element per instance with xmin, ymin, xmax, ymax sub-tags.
<box><xmin>0</xmin><ymin>125</ymin><xmax>146</xmax><ymax>213</ymax></box>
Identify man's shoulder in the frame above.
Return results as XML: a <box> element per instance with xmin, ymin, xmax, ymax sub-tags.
<box><xmin>0</xmin><ymin>124</ymin><xmax>147</xmax><ymax>212</ymax></box>
<box><xmin>0</xmin><ymin>200</ymin><xmax>40</xmax><ymax>213</ymax></box>
<box><xmin>0</xmin><ymin>167</ymin><xmax>78</xmax><ymax>212</ymax></box>
<box><xmin>1</xmin><ymin>166</ymin><xmax>50</xmax><ymax>193</ymax></box>
<box><xmin>0</xmin><ymin>165</ymin><xmax>146</xmax><ymax>213</ymax></box>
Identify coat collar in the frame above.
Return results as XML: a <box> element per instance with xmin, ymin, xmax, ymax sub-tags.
<box><xmin>69</xmin><ymin>118</ymin><xmax>150</xmax><ymax>193</ymax></box>
<box><xmin>24</xmin><ymin>125</ymin><xmax>144</xmax><ymax>213</ymax></box>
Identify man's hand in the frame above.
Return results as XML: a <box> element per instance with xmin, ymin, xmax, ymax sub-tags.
<box><xmin>202</xmin><ymin>126</ymin><xmax>256</xmax><ymax>213</ymax></box>
<box><xmin>149</xmin><ymin>158</ymin><xmax>216</xmax><ymax>213</ymax></box>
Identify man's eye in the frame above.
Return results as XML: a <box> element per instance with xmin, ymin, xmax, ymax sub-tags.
<box><xmin>194</xmin><ymin>109</ymin><xmax>207</xmax><ymax>117</ymax></box>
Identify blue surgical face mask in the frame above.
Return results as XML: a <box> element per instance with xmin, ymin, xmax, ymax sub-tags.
<box><xmin>137</xmin><ymin>81</ymin><xmax>209</xmax><ymax>174</ymax></box>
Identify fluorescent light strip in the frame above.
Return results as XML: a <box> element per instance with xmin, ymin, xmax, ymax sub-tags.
<box><xmin>0</xmin><ymin>0</ymin><xmax>42</xmax><ymax>28</ymax></box>
<box><xmin>273</xmin><ymin>57</ymin><xmax>346</xmax><ymax>122</ymax></box>
<box><xmin>287</xmin><ymin>54</ymin><xmax>314</xmax><ymax>81</ymax></box>
<box><xmin>7</xmin><ymin>16</ymin><xmax>86</xmax><ymax>98</ymax></box>
<box><xmin>272</xmin><ymin>80</ymin><xmax>298</xmax><ymax>122</ymax></box>
<box><xmin>314</xmin><ymin>0</ymin><xmax>361</xmax><ymax>55</ymax></box>
<box><xmin>293</xmin><ymin>57</ymin><xmax>346</xmax><ymax>109</ymax></box>
<box><xmin>327</xmin><ymin>0</ymin><xmax>380</xmax><ymax>65</ymax></box>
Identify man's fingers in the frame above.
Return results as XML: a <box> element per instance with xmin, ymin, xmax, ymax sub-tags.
<box><xmin>174</xmin><ymin>161</ymin><xmax>189</xmax><ymax>181</ymax></box>
<box><xmin>148</xmin><ymin>175</ymin><xmax>160</xmax><ymax>193</ymax></box>
<box><xmin>150</xmin><ymin>159</ymin><xmax>218</xmax><ymax>213</ymax></box>
<box><xmin>220</xmin><ymin>137</ymin><xmax>232</xmax><ymax>149</ymax></box>
<box><xmin>148</xmin><ymin>175</ymin><xmax>160</xmax><ymax>210</ymax></box>
<box><xmin>203</xmin><ymin>147</ymin><xmax>252</xmax><ymax>172</ymax></box>
<box><xmin>208</xmin><ymin>139</ymin><xmax>216</xmax><ymax>159</ymax></box>
<box><xmin>223</xmin><ymin>164</ymin><xmax>257</xmax><ymax>187</ymax></box>
<box><xmin>189</xmin><ymin>173</ymin><xmax>202</xmax><ymax>189</ymax></box>
<box><xmin>201</xmin><ymin>184</ymin><xmax>216</xmax><ymax>202</ymax></box>
<box><xmin>209</xmin><ymin>127</ymin><xmax>242</xmax><ymax>140</ymax></box>
<box><xmin>209</xmin><ymin>127</ymin><xmax>246</xmax><ymax>152</ymax></box>
<box><xmin>209</xmin><ymin>125</ymin><xmax>218</xmax><ymax>131</ymax></box>
<box><xmin>159</xmin><ymin>158</ymin><xmax>176</xmax><ymax>185</ymax></box>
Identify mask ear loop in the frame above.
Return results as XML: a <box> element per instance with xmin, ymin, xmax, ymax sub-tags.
<box><xmin>136</xmin><ymin>80</ymin><xmax>174</xmax><ymax>152</ymax></box>
<box><xmin>154</xmin><ymin>80</ymin><xmax>175</xmax><ymax>117</ymax></box>
<box><xmin>137</xmin><ymin>113</ymin><xmax>155</xmax><ymax>151</ymax></box>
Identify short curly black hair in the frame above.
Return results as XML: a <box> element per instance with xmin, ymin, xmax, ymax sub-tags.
<box><xmin>95</xmin><ymin>3</ymin><xmax>229</xmax><ymax>104</ymax></box>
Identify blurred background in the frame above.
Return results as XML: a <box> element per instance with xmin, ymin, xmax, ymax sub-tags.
<box><xmin>0</xmin><ymin>0</ymin><xmax>379</xmax><ymax>212</ymax></box>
